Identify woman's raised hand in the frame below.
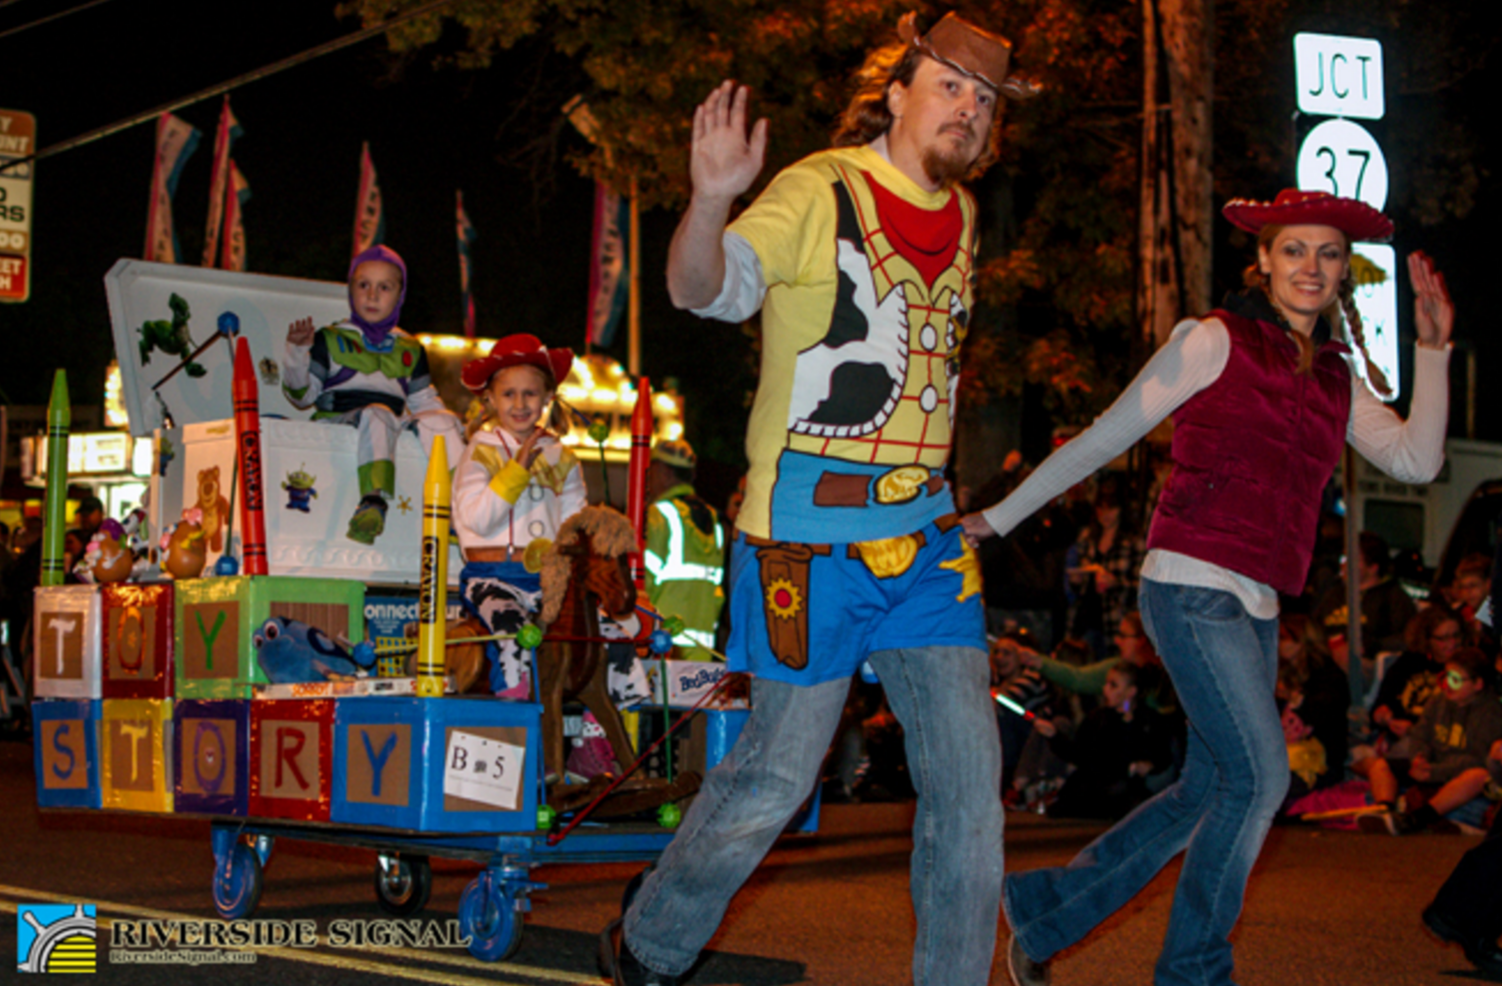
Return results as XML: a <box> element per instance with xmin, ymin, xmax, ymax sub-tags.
<box><xmin>1408</xmin><ymin>250</ymin><xmax>1453</xmax><ymax>349</ymax></box>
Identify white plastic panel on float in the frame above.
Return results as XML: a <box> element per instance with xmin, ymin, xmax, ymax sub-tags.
<box><xmin>179</xmin><ymin>418</ymin><xmax>462</xmax><ymax>585</ymax></box>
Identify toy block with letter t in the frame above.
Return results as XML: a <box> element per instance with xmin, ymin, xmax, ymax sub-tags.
<box><xmin>101</xmin><ymin>698</ymin><xmax>174</xmax><ymax>812</ymax></box>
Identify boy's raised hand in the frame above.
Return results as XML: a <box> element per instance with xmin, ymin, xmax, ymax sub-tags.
<box><xmin>287</xmin><ymin>317</ymin><xmax>316</xmax><ymax>347</ymax></box>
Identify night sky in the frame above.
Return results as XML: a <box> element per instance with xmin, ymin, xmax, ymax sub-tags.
<box><xmin>2</xmin><ymin>0</ymin><xmax>1497</xmax><ymax>504</ymax></box>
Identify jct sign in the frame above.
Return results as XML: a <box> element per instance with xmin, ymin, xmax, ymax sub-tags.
<box><xmin>0</xmin><ymin>108</ymin><xmax>36</xmax><ymax>303</ymax></box>
<box><xmin>1294</xmin><ymin>33</ymin><xmax>1385</xmax><ymax>120</ymax></box>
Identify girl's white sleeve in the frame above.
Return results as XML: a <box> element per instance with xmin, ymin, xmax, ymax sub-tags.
<box><xmin>453</xmin><ymin>439</ymin><xmax>526</xmax><ymax>539</ymax></box>
<box><xmin>1346</xmin><ymin>343</ymin><xmax>1451</xmax><ymax>483</ymax></box>
<box><xmin>979</xmin><ymin>318</ymin><xmax>1231</xmax><ymax>538</ymax></box>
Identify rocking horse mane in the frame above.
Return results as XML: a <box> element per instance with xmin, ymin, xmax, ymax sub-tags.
<box><xmin>539</xmin><ymin>504</ymin><xmax>638</xmax><ymax>626</ymax></box>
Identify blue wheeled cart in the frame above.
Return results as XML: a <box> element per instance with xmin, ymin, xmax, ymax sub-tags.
<box><xmin>204</xmin><ymin>705</ymin><xmax>819</xmax><ymax>962</ymax></box>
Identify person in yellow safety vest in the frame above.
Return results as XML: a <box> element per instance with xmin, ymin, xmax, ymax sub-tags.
<box><xmin>643</xmin><ymin>439</ymin><xmax>726</xmax><ymax>661</ymax></box>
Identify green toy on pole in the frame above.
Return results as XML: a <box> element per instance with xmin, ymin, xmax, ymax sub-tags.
<box><xmin>41</xmin><ymin>369</ymin><xmax>71</xmax><ymax>588</ymax></box>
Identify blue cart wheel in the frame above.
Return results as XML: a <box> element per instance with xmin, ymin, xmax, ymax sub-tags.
<box><xmin>459</xmin><ymin>872</ymin><xmax>523</xmax><ymax>962</ymax></box>
<box><xmin>212</xmin><ymin>843</ymin><xmax>263</xmax><ymax>919</ymax></box>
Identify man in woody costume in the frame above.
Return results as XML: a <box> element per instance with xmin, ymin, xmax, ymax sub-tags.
<box><xmin>601</xmin><ymin>12</ymin><xmax>1036</xmax><ymax>985</ymax></box>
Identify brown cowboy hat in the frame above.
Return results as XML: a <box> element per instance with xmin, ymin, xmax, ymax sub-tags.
<box><xmin>461</xmin><ymin>334</ymin><xmax>574</xmax><ymax>393</ymax></box>
<box><xmin>897</xmin><ymin>11</ymin><xmax>1040</xmax><ymax>100</ymax></box>
<box><xmin>1222</xmin><ymin>189</ymin><xmax>1393</xmax><ymax>243</ymax></box>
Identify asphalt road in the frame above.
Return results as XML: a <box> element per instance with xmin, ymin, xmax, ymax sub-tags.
<box><xmin>0</xmin><ymin>735</ymin><xmax>1491</xmax><ymax>984</ymax></box>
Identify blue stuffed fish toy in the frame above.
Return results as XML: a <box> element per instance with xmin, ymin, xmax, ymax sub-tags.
<box><xmin>253</xmin><ymin>616</ymin><xmax>375</xmax><ymax>683</ymax></box>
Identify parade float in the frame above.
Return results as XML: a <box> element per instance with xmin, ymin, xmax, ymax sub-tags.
<box><xmin>29</xmin><ymin>261</ymin><xmax>798</xmax><ymax>961</ymax></box>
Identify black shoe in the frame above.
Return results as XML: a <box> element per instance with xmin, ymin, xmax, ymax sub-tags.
<box><xmin>598</xmin><ymin>919</ymin><xmax>685</xmax><ymax>986</ymax></box>
<box><xmin>1424</xmin><ymin>906</ymin><xmax>1502</xmax><ymax>979</ymax></box>
<box><xmin>1006</xmin><ymin>933</ymin><xmax>1051</xmax><ymax>986</ymax></box>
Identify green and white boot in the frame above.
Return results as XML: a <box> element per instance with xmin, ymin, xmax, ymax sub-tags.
<box><xmin>347</xmin><ymin>494</ymin><xmax>388</xmax><ymax>545</ymax></box>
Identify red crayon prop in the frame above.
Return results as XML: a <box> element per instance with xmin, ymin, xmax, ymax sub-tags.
<box><xmin>232</xmin><ymin>336</ymin><xmax>269</xmax><ymax>575</ymax></box>
<box><xmin>626</xmin><ymin>378</ymin><xmax>653</xmax><ymax>590</ymax></box>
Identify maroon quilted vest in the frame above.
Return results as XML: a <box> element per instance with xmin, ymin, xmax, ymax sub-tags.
<box><xmin>1146</xmin><ymin>309</ymin><xmax>1352</xmax><ymax>596</ymax></box>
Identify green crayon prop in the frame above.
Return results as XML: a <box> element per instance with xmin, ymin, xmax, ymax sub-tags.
<box><xmin>41</xmin><ymin>369</ymin><xmax>71</xmax><ymax>587</ymax></box>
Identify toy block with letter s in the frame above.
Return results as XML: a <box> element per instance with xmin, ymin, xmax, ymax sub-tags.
<box><xmin>33</xmin><ymin>699</ymin><xmax>102</xmax><ymax>809</ymax></box>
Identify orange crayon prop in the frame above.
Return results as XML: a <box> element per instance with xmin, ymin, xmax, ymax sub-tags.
<box><xmin>232</xmin><ymin>336</ymin><xmax>269</xmax><ymax>575</ymax></box>
<box><xmin>626</xmin><ymin>378</ymin><xmax>652</xmax><ymax>589</ymax></box>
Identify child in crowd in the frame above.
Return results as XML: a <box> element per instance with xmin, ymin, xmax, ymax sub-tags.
<box><xmin>452</xmin><ymin>334</ymin><xmax>584</xmax><ymax>699</ymax></box>
<box><xmin>989</xmin><ymin>629</ymin><xmax>1058</xmax><ymax>792</ymax></box>
<box><xmin>1361</xmin><ymin>647</ymin><xmax>1502</xmax><ymax>834</ymax></box>
<box><xmin>281</xmin><ymin>245</ymin><xmax>465</xmax><ymax>544</ymax></box>
<box><xmin>1276</xmin><ymin>614</ymin><xmax>1348</xmax><ymax>799</ymax></box>
<box><xmin>1034</xmin><ymin>660</ymin><xmax>1172</xmax><ymax>820</ymax></box>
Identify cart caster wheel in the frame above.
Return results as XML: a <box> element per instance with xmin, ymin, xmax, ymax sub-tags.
<box><xmin>374</xmin><ymin>854</ymin><xmax>432</xmax><ymax>917</ymax></box>
<box><xmin>459</xmin><ymin>872</ymin><xmax>523</xmax><ymax>962</ymax></box>
<box><xmin>213</xmin><ymin>843</ymin><xmax>263</xmax><ymax>919</ymax></box>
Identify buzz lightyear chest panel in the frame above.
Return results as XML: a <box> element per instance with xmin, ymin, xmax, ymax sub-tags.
<box><xmin>786</xmin><ymin>169</ymin><xmax>972</xmax><ymax>467</ymax></box>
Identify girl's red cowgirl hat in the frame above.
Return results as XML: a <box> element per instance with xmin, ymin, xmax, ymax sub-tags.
<box><xmin>1222</xmin><ymin>188</ymin><xmax>1393</xmax><ymax>243</ymax></box>
<box><xmin>461</xmin><ymin>334</ymin><xmax>574</xmax><ymax>393</ymax></box>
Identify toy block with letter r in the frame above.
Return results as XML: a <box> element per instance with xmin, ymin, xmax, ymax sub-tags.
<box><xmin>249</xmin><ymin>699</ymin><xmax>334</xmax><ymax>821</ymax></box>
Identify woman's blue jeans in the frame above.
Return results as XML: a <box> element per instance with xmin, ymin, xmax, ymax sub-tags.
<box><xmin>1005</xmin><ymin>580</ymin><xmax>1287</xmax><ymax>986</ymax></box>
<box><xmin>623</xmin><ymin>645</ymin><xmax>1004</xmax><ymax>986</ymax></box>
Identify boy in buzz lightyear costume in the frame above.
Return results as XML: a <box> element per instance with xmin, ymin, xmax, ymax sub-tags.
<box><xmin>281</xmin><ymin>245</ymin><xmax>465</xmax><ymax>544</ymax></box>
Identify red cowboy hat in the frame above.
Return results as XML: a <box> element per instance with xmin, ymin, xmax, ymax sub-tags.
<box><xmin>1222</xmin><ymin>189</ymin><xmax>1393</xmax><ymax>242</ymax></box>
<box><xmin>461</xmin><ymin>334</ymin><xmax>574</xmax><ymax>393</ymax></box>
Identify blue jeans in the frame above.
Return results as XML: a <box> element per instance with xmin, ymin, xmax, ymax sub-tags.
<box><xmin>624</xmin><ymin>645</ymin><xmax>1003</xmax><ymax>986</ymax></box>
<box><xmin>1005</xmin><ymin>580</ymin><xmax>1287</xmax><ymax>986</ymax></box>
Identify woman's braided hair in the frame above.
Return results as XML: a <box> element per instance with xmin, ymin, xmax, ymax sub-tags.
<box><xmin>1244</xmin><ymin>224</ymin><xmax>1392</xmax><ymax>396</ymax></box>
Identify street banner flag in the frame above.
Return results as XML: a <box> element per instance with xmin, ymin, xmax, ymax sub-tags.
<box><xmin>201</xmin><ymin>96</ymin><xmax>243</xmax><ymax>267</ymax></box>
<box><xmin>143</xmin><ymin>113</ymin><xmax>200</xmax><ymax>263</ymax></box>
<box><xmin>586</xmin><ymin>181</ymin><xmax>629</xmax><ymax>348</ymax></box>
<box><xmin>456</xmin><ymin>189</ymin><xmax>477</xmax><ymax>338</ymax></box>
<box><xmin>352</xmin><ymin>141</ymin><xmax>385</xmax><ymax>259</ymax></box>
<box><xmin>220</xmin><ymin>161</ymin><xmax>251</xmax><ymax>272</ymax></box>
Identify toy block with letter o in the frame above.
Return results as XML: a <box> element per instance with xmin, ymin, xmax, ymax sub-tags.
<box><xmin>102</xmin><ymin>582</ymin><xmax>174</xmax><ymax>700</ymax></box>
<box><xmin>331</xmin><ymin>696</ymin><xmax>540</xmax><ymax>833</ymax></box>
<box><xmin>33</xmin><ymin>586</ymin><xmax>103</xmax><ymax>700</ymax></box>
<box><xmin>173</xmin><ymin>699</ymin><xmax>250</xmax><ymax>816</ymax></box>
<box><xmin>174</xmin><ymin>575</ymin><xmax>365</xmax><ymax>699</ymax></box>
<box><xmin>102</xmin><ymin>698</ymin><xmax>174</xmax><ymax>813</ymax></box>
<box><xmin>250</xmin><ymin>699</ymin><xmax>334</xmax><ymax>821</ymax></box>
<box><xmin>33</xmin><ymin>699</ymin><xmax>102</xmax><ymax>808</ymax></box>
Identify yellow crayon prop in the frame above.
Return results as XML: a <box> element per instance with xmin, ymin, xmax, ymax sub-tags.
<box><xmin>416</xmin><ymin>435</ymin><xmax>451</xmax><ymax>698</ymax></box>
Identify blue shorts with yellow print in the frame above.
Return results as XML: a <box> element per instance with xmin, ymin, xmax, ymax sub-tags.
<box><xmin>725</xmin><ymin>514</ymin><xmax>986</xmax><ymax>686</ymax></box>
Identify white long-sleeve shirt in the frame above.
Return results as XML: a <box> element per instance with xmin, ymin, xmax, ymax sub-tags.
<box><xmin>453</xmin><ymin>427</ymin><xmax>587</xmax><ymax>554</ymax></box>
<box><xmin>979</xmin><ymin>317</ymin><xmax>1451</xmax><ymax>618</ymax></box>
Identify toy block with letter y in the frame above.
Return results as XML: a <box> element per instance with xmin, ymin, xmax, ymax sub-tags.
<box><xmin>174</xmin><ymin>575</ymin><xmax>365</xmax><ymax>699</ymax></box>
